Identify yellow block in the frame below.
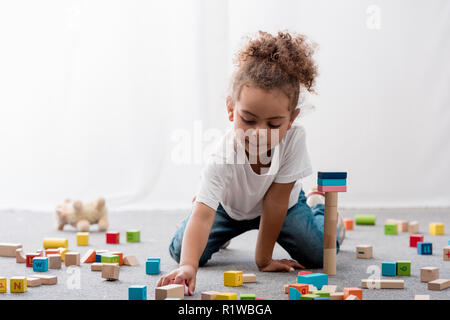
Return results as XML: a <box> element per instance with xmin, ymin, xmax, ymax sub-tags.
<box><xmin>58</xmin><ymin>248</ymin><xmax>70</xmax><ymax>262</ymax></box>
<box><xmin>0</xmin><ymin>277</ymin><xmax>6</xmax><ymax>293</ymax></box>
<box><xmin>43</xmin><ymin>238</ymin><xmax>68</xmax><ymax>249</ymax></box>
<box><xmin>429</xmin><ymin>223</ymin><xmax>445</xmax><ymax>235</ymax></box>
<box><xmin>10</xmin><ymin>277</ymin><xmax>27</xmax><ymax>293</ymax></box>
<box><xmin>216</xmin><ymin>292</ymin><xmax>238</xmax><ymax>300</ymax></box>
<box><xmin>77</xmin><ymin>232</ymin><xmax>89</xmax><ymax>246</ymax></box>
<box><xmin>224</xmin><ymin>270</ymin><xmax>243</xmax><ymax>287</ymax></box>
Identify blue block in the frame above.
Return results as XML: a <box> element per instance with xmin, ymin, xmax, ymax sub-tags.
<box><xmin>297</xmin><ymin>273</ymin><xmax>328</xmax><ymax>290</ymax></box>
<box><xmin>33</xmin><ymin>257</ymin><xmax>49</xmax><ymax>272</ymax></box>
<box><xmin>128</xmin><ymin>285</ymin><xmax>147</xmax><ymax>300</ymax></box>
<box><xmin>447</xmin><ymin>239</ymin><xmax>450</xmax><ymax>245</ymax></box>
<box><xmin>96</xmin><ymin>253</ymin><xmax>103</xmax><ymax>263</ymax></box>
<box><xmin>417</xmin><ymin>242</ymin><xmax>432</xmax><ymax>255</ymax></box>
<box><xmin>382</xmin><ymin>261</ymin><xmax>397</xmax><ymax>276</ymax></box>
<box><xmin>314</xmin><ymin>297</ymin><xmax>330</xmax><ymax>300</ymax></box>
<box><xmin>146</xmin><ymin>258</ymin><xmax>161</xmax><ymax>275</ymax></box>
<box><xmin>318</xmin><ymin>178</ymin><xmax>347</xmax><ymax>186</ymax></box>
<box><xmin>289</xmin><ymin>287</ymin><xmax>301</xmax><ymax>300</ymax></box>
<box><xmin>318</xmin><ymin>172</ymin><xmax>347</xmax><ymax>179</ymax></box>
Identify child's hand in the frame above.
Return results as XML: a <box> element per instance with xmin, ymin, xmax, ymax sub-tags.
<box><xmin>257</xmin><ymin>259</ymin><xmax>304</xmax><ymax>272</ymax></box>
<box><xmin>157</xmin><ymin>264</ymin><xmax>197</xmax><ymax>295</ymax></box>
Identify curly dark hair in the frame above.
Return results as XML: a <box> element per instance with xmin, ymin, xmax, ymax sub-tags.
<box><xmin>229</xmin><ymin>30</ymin><xmax>318</xmax><ymax>112</ymax></box>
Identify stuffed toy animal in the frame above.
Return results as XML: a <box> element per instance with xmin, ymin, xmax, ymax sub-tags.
<box><xmin>55</xmin><ymin>197</ymin><xmax>109</xmax><ymax>232</ymax></box>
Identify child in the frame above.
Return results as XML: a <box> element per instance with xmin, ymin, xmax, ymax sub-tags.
<box><xmin>157</xmin><ymin>30</ymin><xmax>345</xmax><ymax>295</ymax></box>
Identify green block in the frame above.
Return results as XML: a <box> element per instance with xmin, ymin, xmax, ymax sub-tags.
<box><xmin>397</xmin><ymin>261</ymin><xmax>411</xmax><ymax>276</ymax></box>
<box><xmin>355</xmin><ymin>215</ymin><xmax>376</xmax><ymax>225</ymax></box>
<box><xmin>126</xmin><ymin>230</ymin><xmax>140</xmax><ymax>242</ymax></box>
<box><xmin>300</xmin><ymin>294</ymin><xmax>319</xmax><ymax>300</ymax></box>
<box><xmin>385</xmin><ymin>224</ymin><xmax>398</xmax><ymax>235</ymax></box>
<box><xmin>101</xmin><ymin>254</ymin><xmax>119</xmax><ymax>263</ymax></box>
<box><xmin>312</xmin><ymin>290</ymin><xmax>331</xmax><ymax>298</ymax></box>
<box><xmin>240</xmin><ymin>294</ymin><xmax>256</xmax><ymax>300</ymax></box>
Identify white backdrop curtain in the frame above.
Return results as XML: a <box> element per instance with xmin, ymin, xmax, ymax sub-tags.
<box><xmin>0</xmin><ymin>0</ymin><xmax>449</xmax><ymax>212</ymax></box>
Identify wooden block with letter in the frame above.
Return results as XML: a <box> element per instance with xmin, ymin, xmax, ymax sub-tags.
<box><xmin>361</xmin><ymin>279</ymin><xmax>404</xmax><ymax>289</ymax></box>
<box><xmin>110</xmin><ymin>251</ymin><xmax>124</xmax><ymax>266</ymax></box>
<box><xmin>101</xmin><ymin>263</ymin><xmax>120</xmax><ymax>281</ymax></box>
<box><xmin>155</xmin><ymin>284</ymin><xmax>185</xmax><ymax>300</ymax></box>
<box><xmin>65</xmin><ymin>252</ymin><xmax>80</xmax><ymax>266</ymax></box>
<box><xmin>427</xmin><ymin>279</ymin><xmax>450</xmax><ymax>291</ymax></box>
<box><xmin>10</xmin><ymin>277</ymin><xmax>27</xmax><ymax>293</ymax></box>
<box><xmin>243</xmin><ymin>273</ymin><xmax>256</xmax><ymax>283</ymax></box>
<box><xmin>443</xmin><ymin>246</ymin><xmax>450</xmax><ymax>261</ymax></box>
<box><xmin>0</xmin><ymin>243</ymin><xmax>23</xmax><ymax>257</ymax></box>
<box><xmin>356</xmin><ymin>245</ymin><xmax>373</xmax><ymax>259</ymax></box>
<box><xmin>0</xmin><ymin>277</ymin><xmax>6</xmax><ymax>293</ymax></box>
<box><xmin>224</xmin><ymin>270</ymin><xmax>243</xmax><ymax>287</ymax></box>
<box><xmin>123</xmin><ymin>255</ymin><xmax>140</xmax><ymax>266</ymax></box>
<box><xmin>26</xmin><ymin>253</ymin><xmax>40</xmax><ymax>268</ymax></box>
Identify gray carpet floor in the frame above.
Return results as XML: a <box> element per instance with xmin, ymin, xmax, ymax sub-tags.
<box><xmin>0</xmin><ymin>208</ymin><xmax>449</xmax><ymax>300</ymax></box>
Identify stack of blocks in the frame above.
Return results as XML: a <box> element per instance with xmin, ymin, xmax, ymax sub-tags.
<box><xmin>317</xmin><ymin>172</ymin><xmax>347</xmax><ymax>193</ymax></box>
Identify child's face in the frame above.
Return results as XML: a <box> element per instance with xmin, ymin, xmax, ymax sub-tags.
<box><xmin>227</xmin><ymin>85</ymin><xmax>300</xmax><ymax>156</ymax></box>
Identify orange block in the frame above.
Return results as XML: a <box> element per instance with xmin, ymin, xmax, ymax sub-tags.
<box><xmin>111</xmin><ymin>252</ymin><xmax>124</xmax><ymax>266</ymax></box>
<box><xmin>343</xmin><ymin>287</ymin><xmax>363</xmax><ymax>300</ymax></box>
<box><xmin>81</xmin><ymin>249</ymin><xmax>97</xmax><ymax>263</ymax></box>
<box><xmin>343</xmin><ymin>219</ymin><xmax>354</xmax><ymax>231</ymax></box>
<box><xmin>288</xmin><ymin>283</ymin><xmax>309</xmax><ymax>296</ymax></box>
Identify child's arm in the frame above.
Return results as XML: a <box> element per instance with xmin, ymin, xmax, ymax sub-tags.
<box><xmin>157</xmin><ymin>201</ymin><xmax>216</xmax><ymax>294</ymax></box>
<box><xmin>255</xmin><ymin>181</ymin><xmax>304</xmax><ymax>272</ymax></box>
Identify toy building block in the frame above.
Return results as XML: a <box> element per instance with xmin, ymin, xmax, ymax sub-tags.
<box><xmin>300</xmin><ymin>294</ymin><xmax>319</xmax><ymax>300</ymax></box>
<box><xmin>26</xmin><ymin>253</ymin><xmax>40</xmax><ymax>268</ymax></box>
<box><xmin>102</xmin><ymin>263</ymin><xmax>120</xmax><ymax>281</ymax></box>
<box><xmin>382</xmin><ymin>262</ymin><xmax>397</xmax><ymax>276</ymax></box>
<box><xmin>408</xmin><ymin>221</ymin><xmax>419</xmax><ymax>234</ymax></box>
<box><xmin>155</xmin><ymin>284</ymin><xmax>185</xmax><ymax>300</ymax></box>
<box><xmin>317</xmin><ymin>178</ymin><xmax>346</xmax><ymax>186</ymax></box>
<box><xmin>47</xmin><ymin>254</ymin><xmax>62</xmax><ymax>269</ymax></box>
<box><xmin>298</xmin><ymin>271</ymin><xmax>312</xmax><ymax>276</ymax></box>
<box><xmin>385</xmin><ymin>224</ymin><xmax>398</xmax><ymax>235</ymax></box>
<box><xmin>313</xmin><ymin>290</ymin><xmax>331</xmax><ymax>298</ymax></box>
<box><xmin>146</xmin><ymin>258</ymin><xmax>161</xmax><ymax>275</ymax></box>
<box><xmin>123</xmin><ymin>255</ymin><xmax>140</xmax><ymax>266</ymax></box>
<box><xmin>16</xmin><ymin>248</ymin><xmax>26</xmax><ymax>263</ymax></box>
<box><xmin>31</xmin><ymin>275</ymin><xmax>57</xmax><ymax>285</ymax></box>
<box><xmin>343</xmin><ymin>219</ymin><xmax>354</xmax><ymax>230</ymax></box>
<box><xmin>343</xmin><ymin>288</ymin><xmax>362</xmax><ymax>300</ymax></box>
<box><xmin>444</xmin><ymin>246</ymin><xmax>450</xmax><ymax>261</ymax></box>
<box><xmin>33</xmin><ymin>257</ymin><xmax>49</xmax><ymax>272</ymax></box>
<box><xmin>43</xmin><ymin>238</ymin><xmax>68</xmax><ymax>249</ymax></box>
<box><xmin>10</xmin><ymin>277</ymin><xmax>27</xmax><ymax>293</ymax></box>
<box><xmin>356</xmin><ymin>245</ymin><xmax>373</xmax><ymax>259</ymax></box>
<box><xmin>448</xmin><ymin>239</ymin><xmax>450</xmax><ymax>245</ymax></box>
<box><xmin>414</xmin><ymin>295</ymin><xmax>430</xmax><ymax>300</ymax></box>
<box><xmin>318</xmin><ymin>172</ymin><xmax>347</xmax><ymax>276</ymax></box>
<box><xmin>224</xmin><ymin>271</ymin><xmax>243</xmax><ymax>287</ymax></box>
<box><xmin>65</xmin><ymin>252</ymin><xmax>81</xmax><ymax>266</ymax></box>
<box><xmin>126</xmin><ymin>230</ymin><xmax>141</xmax><ymax>242</ymax></box>
<box><xmin>26</xmin><ymin>277</ymin><xmax>42</xmax><ymax>287</ymax></box>
<box><xmin>410</xmin><ymin>234</ymin><xmax>424</xmax><ymax>248</ymax></box>
<box><xmin>129</xmin><ymin>285</ymin><xmax>147</xmax><ymax>300</ymax></box>
<box><xmin>289</xmin><ymin>283</ymin><xmax>309</xmax><ymax>298</ymax></box>
<box><xmin>240</xmin><ymin>293</ymin><xmax>256</xmax><ymax>300</ymax></box>
<box><xmin>45</xmin><ymin>249</ymin><xmax>60</xmax><ymax>256</ymax></box>
<box><xmin>354</xmin><ymin>215</ymin><xmax>376</xmax><ymax>225</ymax></box>
<box><xmin>58</xmin><ymin>248</ymin><xmax>70</xmax><ymax>261</ymax></box>
<box><xmin>101</xmin><ymin>254</ymin><xmax>119</xmax><ymax>264</ymax></box>
<box><xmin>345</xmin><ymin>295</ymin><xmax>360</xmax><ymax>300</ymax></box>
<box><xmin>76</xmin><ymin>232</ymin><xmax>89</xmax><ymax>246</ymax></box>
<box><xmin>284</xmin><ymin>284</ymin><xmax>289</xmax><ymax>294</ymax></box>
<box><xmin>110</xmin><ymin>251</ymin><xmax>124</xmax><ymax>266</ymax></box>
<box><xmin>314</xmin><ymin>297</ymin><xmax>330</xmax><ymax>300</ymax></box>
<box><xmin>321</xmin><ymin>285</ymin><xmax>338</xmax><ymax>293</ymax></box>
<box><xmin>308</xmin><ymin>285</ymin><xmax>318</xmax><ymax>292</ymax></box>
<box><xmin>427</xmin><ymin>279</ymin><xmax>450</xmax><ymax>291</ymax></box>
<box><xmin>361</xmin><ymin>279</ymin><xmax>404</xmax><ymax>289</ymax></box>
<box><xmin>330</xmin><ymin>292</ymin><xmax>344</xmax><ymax>300</ymax></box>
<box><xmin>215</xmin><ymin>292</ymin><xmax>238</xmax><ymax>300</ymax></box>
<box><xmin>0</xmin><ymin>243</ymin><xmax>23</xmax><ymax>257</ymax></box>
<box><xmin>288</xmin><ymin>287</ymin><xmax>301</xmax><ymax>300</ymax></box>
<box><xmin>201</xmin><ymin>291</ymin><xmax>221</xmax><ymax>300</ymax></box>
<box><xmin>429</xmin><ymin>223</ymin><xmax>444</xmax><ymax>235</ymax></box>
<box><xmin>81</xmin><ymin>249</ymin><xmax>96</xmax><ymax>263</ymax></box>
<box><xmin>106</xmin><ymin>231</ymin><xmax>120</xmax><ymax>244</ymax></box>
<box><xmin>420</xmin><ymin>267</ymin><xmax>439</xmax><ymax>282</ymax></box>
<box><xmin>297</xmin><ymin>273</ymin><xmax>328</xmax><ymax>290</ymax></box>
<box><xmin>243</xmin><ymin>273</ymin><xmax>256</xmax><ymax>283</ymax></box>
<box><xmin>417</xmin><ymin>242</ymin><xmax>433</xmax><ymax>255</ymax></box>
<box><xmin>397</xmin><ymin>261</ymin><xmax>411</xmax><ymax>276</ymax></box>
<box><xmin>91</xmin><ymin>263</ymin><xmax>104</xmax><ymax>271</ymax></box>
<box><xmin>0</xmin><ymin>277</ymin><xmax>6</xmax><ymax>293</ymax></box>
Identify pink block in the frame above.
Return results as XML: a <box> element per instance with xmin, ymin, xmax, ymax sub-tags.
<box><xmin>318</xmin><ymin>185</ymin><xmax>347</xmax><ymax>192</ymax></box>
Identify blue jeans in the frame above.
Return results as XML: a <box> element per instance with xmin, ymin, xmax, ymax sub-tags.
<box><xmin>169</xmin><ymin>190</ymin><xmax>340</xmax><ymax>269</ymax></box>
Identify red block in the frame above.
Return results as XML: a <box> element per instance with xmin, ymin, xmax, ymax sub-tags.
<box><xmin>410</xmin><ymin>234</ymin><xmax>424</xmax><ymax>248</ymax></box>
<box><xmin>317</xmin><ymin>185</ymin><xmax>347</xmax><ymax>192</ymax></box>
<box><xmin>26</xmin><ymin>253</ymin><xmax>40</xmax><ymax>267</ymax></box>
<box><xmin>106</xmin><ymin>231</ymin><xmax>120</xmax><ymax>244</ymax></box>
<box><xmin>298</xmin><ymin>271</ymin><xmax>313</xmax><ymax>276</ymax></box>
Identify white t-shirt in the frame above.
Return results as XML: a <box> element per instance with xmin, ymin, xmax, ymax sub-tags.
<box><xmin>195</xmin><ymin>122</ymin><xmax>313</xmax><ymax>221</ymax></box>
